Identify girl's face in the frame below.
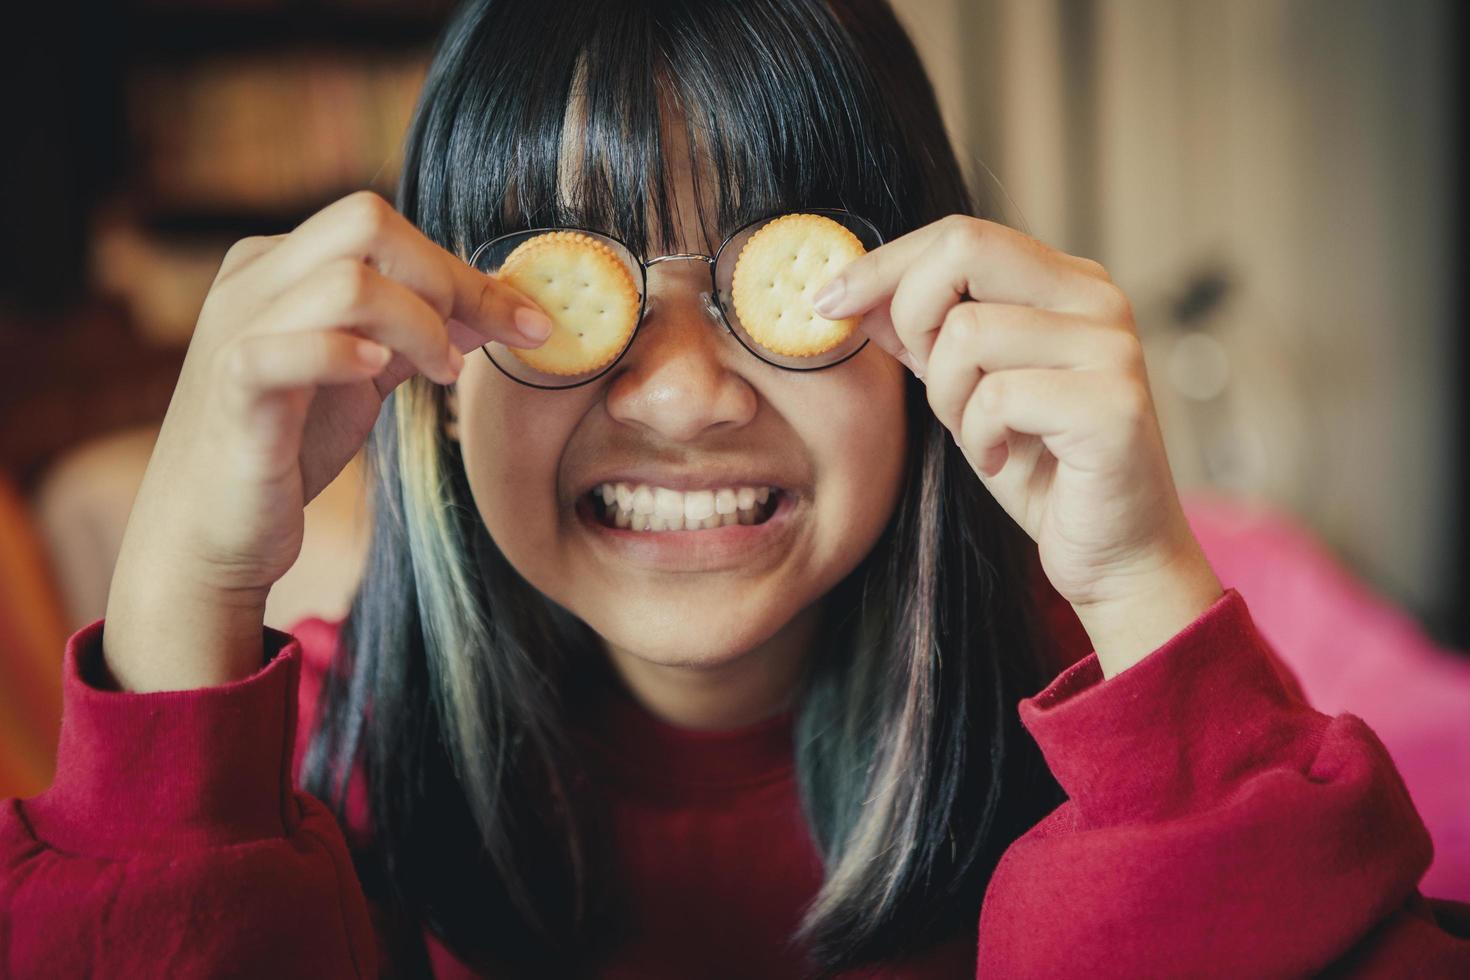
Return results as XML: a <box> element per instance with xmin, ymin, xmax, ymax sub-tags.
<box><xmin>454</xmin><ymin>140</ymin><xmax>908</xmax><ymax>695</ymax></box>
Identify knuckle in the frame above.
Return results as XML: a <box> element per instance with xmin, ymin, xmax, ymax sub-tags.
<box><xmin>323</xmin><ymin>257</ymin><xmax>376</xmax><ymax>312</ymax></box>
<box><xmin>473</xmin><ymin>274</ymin><xmax>498</xmax><ymax>319</ymax></box>
<box><xmin>1095</xmin><ymin>282</ymin><xmax>1134</xmax><ymax>322</ymax></box>
<box><xmin>943</xmin><ymin>301</ymin><xmax>987</xmax><ymax>352</ymax></box>
<box><xmin>340</xmin><ymin>190</ymin><xmax>395</xmax><ymax>245</ymax></box>
<box><xmin>939</xmin><ymin>214</ymin><xmax>987</xmax><ymax>255</ymax></box>
<box><xmin>220</xmin><ymin>235</ymin><xmax>267</xmax><ymax>272</ymax></box>
<box><xmin>1101</xmin><ymin>327</ymin><xmax>1144</xmax><ymax>367</ymax></box>
<box><xmin>211</xmin><ymin>237</ymin><xmax>275</xmax><ymax>296</ymax></box>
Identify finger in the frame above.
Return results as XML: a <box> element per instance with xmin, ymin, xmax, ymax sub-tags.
<box><xmin>253</xmin><ymin>258</ymin><xmax>460</xmax><ymax>384</ymax></box>
<box><xmin>890</xmin><ymin>239</ymin><xmax>1130</xmax><ymax>374</ymax></box>
<box><xmin>813</xmin><ymin>214</ymin><xmax>1113</xmax><ymax>322</ymax></box>
<box><xmin>853</xmin><ymin>304</ymin><xmax>926</xmax><ymax>379</ymax></box>
<box><xmin>924</xmin><ymin>302</ymin><xmax>1142</xmax><ymax>433</ymax></box>
<box><xmin>957</xmin><ymin>368</ymin><xmax>1145</xmax><ymax>477</ymax></box>
<box><xmin>223</xmin><ymin>330</ymin><xmax>395</xmax><ymax>393</ymax></box>
<box><xmin>243</xmin><ymin>191</ymin><xmax>554</xmax><ymax>348</ymax></box>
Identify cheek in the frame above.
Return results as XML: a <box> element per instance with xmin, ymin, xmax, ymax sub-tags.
<box><xmin>454</xmin><ymin>364</ymin><xmax>583</xmax><ymax>569</ymax></box>
<box><xmin>805</xmin><ymin>347</ymin><xmax>909</xmax><ymax>560</ymax></box>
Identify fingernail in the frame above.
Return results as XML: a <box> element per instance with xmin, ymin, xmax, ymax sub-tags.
<box><xmin>514</xmin><ymin>307</ymin><xmax>554</xmax><ymax>345</ymax></box>
<box><xmin>812</xmin><ymin>278</ymin><xmax>846</xmax><ymax>318</ymax></box>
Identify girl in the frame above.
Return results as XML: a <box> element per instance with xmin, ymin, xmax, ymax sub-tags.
<box><xmin>5</xmin><ymin>0</ymin><xmax>1467</xmax><ymax>977</ymax></box>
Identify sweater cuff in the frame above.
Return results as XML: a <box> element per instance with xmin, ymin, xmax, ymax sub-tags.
<box><xmin>21</xmin><ymin>618</ymin><xmax>304</xmax><ymax>858</ymax></box>
<box><xmin>1018</xmin><ymin>587</ymin><xmax>1324</xmax><ymax>826</ymax></box>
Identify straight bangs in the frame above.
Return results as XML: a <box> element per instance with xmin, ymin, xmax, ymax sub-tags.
<box><xmin>403</xmin><ymin>0</ymin><xmax>958</xmax><ymax>264</ymax></box>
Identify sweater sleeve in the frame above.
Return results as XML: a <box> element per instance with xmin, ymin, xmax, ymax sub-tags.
<box><xmin>0</xmin><ymin>619</ymin><xmax>378</xmax><ymax>980</ymax></box>
<box><xmin>976</xmin><ymin>587</ymin><xmax>1470</xmax><ymax>978</ymax></box>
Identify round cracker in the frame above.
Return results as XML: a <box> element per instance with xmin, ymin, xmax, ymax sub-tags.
<box><xmin>730</xmin><ymin>213</ymin><xmax>867</xmax><ymax>357</ymax></box>
<box><xmin>495</xmin><ymin>231</ymin><xmax>641</xmax><ymax>376</ymax></box>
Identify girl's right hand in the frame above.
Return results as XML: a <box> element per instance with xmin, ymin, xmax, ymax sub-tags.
<box><xmin>102</xmin><ymin>191</ymin><xmax>551</xmax><ymax>691</ymax></box>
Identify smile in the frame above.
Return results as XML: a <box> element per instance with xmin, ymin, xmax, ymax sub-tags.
<box><xmin>587</xmin><ymin>483</ymin><xmax>782</xmax><ymax>531</ymax></box>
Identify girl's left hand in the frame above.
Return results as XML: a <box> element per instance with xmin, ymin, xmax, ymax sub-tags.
<box><xmin>813</xmin><ymin>215</ymin><xmax>1223</xmax><ymax>675</ymax></box>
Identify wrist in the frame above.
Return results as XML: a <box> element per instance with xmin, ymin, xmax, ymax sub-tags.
<box><xmin>1070</xmin><ymin>544</ymin><xmax>1224</xmax><ymax>681</ymax></box>
<box><xmin>104</xmin><ymin>559</ymin><xmax>272</xmax><ymax>693</ymax></box>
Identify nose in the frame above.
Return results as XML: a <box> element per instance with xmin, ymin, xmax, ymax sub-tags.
<box><xmin>604</xmin><ymin>259</ymin><xmax>757</xmax><ymax>442</ymax></box>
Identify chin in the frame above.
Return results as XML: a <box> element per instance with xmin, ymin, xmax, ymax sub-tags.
<box><xmin>587</xmin><ymin>603</ymin><xmax>790</xmax><ymax>670</ymax></box>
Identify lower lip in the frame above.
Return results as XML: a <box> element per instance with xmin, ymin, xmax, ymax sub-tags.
<box><xmin>575</xmin><ymin>491</ymin><xmax>799</xmax><ymax>572</ymax></box>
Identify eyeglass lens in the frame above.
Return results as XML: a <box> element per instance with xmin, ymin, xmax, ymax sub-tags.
<box><xmin>467</xmin><ymin>210</ymin><xmax>883</xmax><ymax>390</ymax></box>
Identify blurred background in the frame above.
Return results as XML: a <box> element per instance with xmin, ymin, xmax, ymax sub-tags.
<box><xmin>0</xmin><ymin>0</ymin><xmax>1466</xmax><ymax>896</ymax></box>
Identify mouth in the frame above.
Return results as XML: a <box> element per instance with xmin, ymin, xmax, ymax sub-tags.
<box><xmin>584</xmin><ymin>482</ymin><xmax>784</xmax><ymax>531</ymax></box>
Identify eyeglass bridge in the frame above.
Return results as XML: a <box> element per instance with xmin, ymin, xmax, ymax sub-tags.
<box><xmin>641</xmin><ymin>252</ymin><xmax>722</xmax><ymax>324</ymax></box>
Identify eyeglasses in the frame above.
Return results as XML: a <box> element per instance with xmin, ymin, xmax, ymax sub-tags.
<box><xmin>467</xmin><ymin>209</ymin><xmax>884</xmax><ymax>390</ymax></box>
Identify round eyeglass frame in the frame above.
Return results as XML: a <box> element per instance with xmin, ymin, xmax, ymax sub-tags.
<box><xmin>466</xmin><ymin>208</ymin><xmax>885</xmax><ymax>390</ymax></box>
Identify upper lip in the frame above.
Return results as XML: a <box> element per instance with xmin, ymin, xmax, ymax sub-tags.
<box><xmin>574</xmin><ymin>468</ymin><xmax>796</xmax><ymax>499</ymax></box>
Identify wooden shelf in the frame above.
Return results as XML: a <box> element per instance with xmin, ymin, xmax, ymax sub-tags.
<box><xmin>0</xmin><ymin>0</ymin><xmax>451</xmax><ymax>487</ymax></box>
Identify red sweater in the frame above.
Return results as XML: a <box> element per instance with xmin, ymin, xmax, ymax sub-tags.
<box><xmin>3</xmin><ymin>584</ymin><xmax>1469</xmax><ymax>978</ymax></box>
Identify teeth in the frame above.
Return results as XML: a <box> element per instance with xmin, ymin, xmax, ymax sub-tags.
<box><xmin>684</xmin><ymin>490</ymin><xmax>715</xmax><ymax>522</ymax></box>
<box><xmin>591</xmin><ymin>481</ymin><xmax>780</xmax><ymax>532</ymax></box>
<box><xmin>653</xmin><ymin>488</ymin><xmax>683</xmax><ymax>520</ymax></box>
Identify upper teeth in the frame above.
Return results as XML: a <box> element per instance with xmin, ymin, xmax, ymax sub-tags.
<box><xmin>593</xmin><ymin>483</ymin><xmax>775</xmax><ymax>531</ymax></box>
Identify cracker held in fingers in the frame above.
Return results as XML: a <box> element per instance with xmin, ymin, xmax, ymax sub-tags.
<box><xmin>495</xmin><ymin>231</ymin><xmax>641</xmax><ymax>375</ymax></box>
<box><xmin>730</xmin><ymin>213</ymin><xmax>867</xmax><ymax>357</ymax></box>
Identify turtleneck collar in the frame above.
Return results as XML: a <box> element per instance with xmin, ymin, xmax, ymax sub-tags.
<box><xmin>572</xmin><ymin>678</ymin><xmax>797</xmax><ymax>793</ymax></box>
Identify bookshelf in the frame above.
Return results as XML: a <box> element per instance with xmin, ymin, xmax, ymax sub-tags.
<box><xmin>0</xmin><ymin>0</ymin><xmax>453</xmax><ymax>484</ymax></box>
<box><xmin>120</xmin><ymin>1</ymin><xmax>447</xmax><ymax>236</ymax></box>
